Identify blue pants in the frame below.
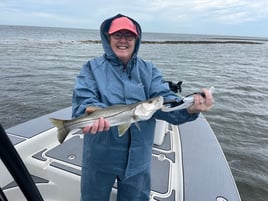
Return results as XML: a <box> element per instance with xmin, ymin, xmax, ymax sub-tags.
<box><xmin>80</xmin><ymin>167</ymin><xmax>151</xmax><ymax>201</ymax></box>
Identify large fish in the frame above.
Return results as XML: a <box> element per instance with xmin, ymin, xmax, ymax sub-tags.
<box><xmin>50</xmin><ymin>96</ymin><xmax>164</xmax><ymax>143</ymax></box>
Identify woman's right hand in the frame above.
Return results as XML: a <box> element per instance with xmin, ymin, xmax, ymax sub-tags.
<box><xmin>82</xmin><ymin>117</ymin><xmax>110</xmax><ymax>134</ymax></box>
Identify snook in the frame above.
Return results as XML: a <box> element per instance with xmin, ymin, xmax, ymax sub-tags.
<box><xmin>50</xmin><ymin>96</ymin><xmax>164</xmax><ymax>144</ymax></box>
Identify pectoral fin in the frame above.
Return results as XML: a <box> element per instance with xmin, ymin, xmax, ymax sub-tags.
<box><xmin>134</xmin><ymin>121</ymin><xmax>141</xmax><ymax>131</ymax></box>
<box><xmin>118</xmin><ymin>123</ymin><xmax>131</xmax><ymax>137</ymax></box>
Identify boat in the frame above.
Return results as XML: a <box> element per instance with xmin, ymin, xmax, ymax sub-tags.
<box><xmin>0</xmin><ymin>106</ymin><xmax>241</xmax><ymax>201</ymax></box>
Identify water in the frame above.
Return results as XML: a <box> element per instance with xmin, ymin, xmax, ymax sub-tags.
<box><xmin>0</xmin><ymin>25</ymin><xmax>268</xmax><ymax>201</ymax></box>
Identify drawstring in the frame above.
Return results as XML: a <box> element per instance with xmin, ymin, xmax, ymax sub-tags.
<box><xmin>123</xmin><ymin>64</ymin><xmax>127</xmax><ymax>72</ymax></box>
<box><xmin>123</xmin><ymin>64</ymin><xmax>132</xmax><ymax>79</ymax></box>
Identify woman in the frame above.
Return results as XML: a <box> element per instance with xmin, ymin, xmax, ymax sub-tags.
<box><xmin>72</xmin><ymin>14</ymin><xmax>213</xmax><ymax>201</ymax></box>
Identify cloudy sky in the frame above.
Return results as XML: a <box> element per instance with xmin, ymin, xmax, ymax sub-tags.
<box><xmin>1</xmin><ymin>0</ymin><xmax>268</xmax><ymax>37</ymax></box>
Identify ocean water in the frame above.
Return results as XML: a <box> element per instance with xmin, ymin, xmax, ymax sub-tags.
<box><xmin>0</xmin><ymin>25</ymin><xmax>268</xmax><ymax>201</ymax></box>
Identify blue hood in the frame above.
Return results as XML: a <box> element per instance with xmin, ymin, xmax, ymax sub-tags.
<box><xmin>100</xmin><ymin>14</ymin><xmax>142</xmax><ymax>64</ymax></box>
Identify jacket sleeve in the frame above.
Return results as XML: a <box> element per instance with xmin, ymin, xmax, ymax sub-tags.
<box><xmin>149</xmin><ymin>62</ymin><xmax>199</xmax><ymax>125</ymax></box>
<box><xmin>72</xmin><ymin>61</ymin><xmax>107</xmax><ymax>118</ymax></box>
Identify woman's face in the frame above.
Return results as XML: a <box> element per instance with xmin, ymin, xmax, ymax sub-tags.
<box><xmin>109</xmin><ymin>30</ymin><xmax>136</xmax><ymax>64</ymax></box>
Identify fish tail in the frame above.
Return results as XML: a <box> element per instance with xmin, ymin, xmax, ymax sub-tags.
<box><xmin>49</xmin><ymin>118</ymin><xmax>69</xmax><ymax>144</ymax></box>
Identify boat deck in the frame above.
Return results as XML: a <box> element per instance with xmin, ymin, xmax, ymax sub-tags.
<box><xmin>2</xmin><ymin>107</ymin><xmax>182</xmax><ymax>201</ymax></box>
<box><xmin>1</xmin><ymin>106</ymin><xmax>241</xmax><ymax>201</ymax></box>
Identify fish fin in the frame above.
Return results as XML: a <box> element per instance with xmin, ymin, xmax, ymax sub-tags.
<box><xmin>85</xmin><ymin>106</ymin><xmax>102</xmax><ymax>114</ymax></box>
<box><xmin>118</xmin><ymin>123</ymin><xmax>131</xmax><ymax>137</ymax></box>
<box><xmin>49</xmin><ymin>118</ymin><xmax>69</xmax><ymax>144</ymax></box>
<box><xmin>134</xmin><ymin>121</ymin><xmax>141</xmax><ymax>131</ymax></box>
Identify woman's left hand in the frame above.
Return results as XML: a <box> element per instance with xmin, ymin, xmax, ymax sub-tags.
<box><xmin>187</xmin><ymin>88</ymin><xmax>214</xmax><ymax>113</ymax></box>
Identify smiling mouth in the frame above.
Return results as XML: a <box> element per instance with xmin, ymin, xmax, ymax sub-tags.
<box><xmin>117</xmin><ymin>46</ymin><xmax>128</xmax><ymax>50</ymax></box>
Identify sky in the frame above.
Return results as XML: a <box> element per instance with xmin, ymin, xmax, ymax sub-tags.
<box><xmin>1</xmin><ymin>0</ymin><xmax>268</xmax><ymax>37</ymax></box>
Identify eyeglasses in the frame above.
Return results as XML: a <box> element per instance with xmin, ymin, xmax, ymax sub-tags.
<box><xmin>110</xmin><ymin>32</ymin><xmax>136</xmax><ymax>41</ymax></box>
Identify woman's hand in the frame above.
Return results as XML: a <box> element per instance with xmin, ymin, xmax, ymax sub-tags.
<box><xmin>187</xmin><ymin>88</ymin><xmax>214</xmax><ymax>114</ymax></box>
<box><xmin>82</xmin><ymin>117</ymin><xmax>110</xmax><ymax>134</ymax></box>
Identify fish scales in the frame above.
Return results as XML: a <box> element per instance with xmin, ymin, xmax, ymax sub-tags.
<box><xmin>65</xmin><ymin>106</ymin><xmax>137</xmax><ymax>130</ymax></box>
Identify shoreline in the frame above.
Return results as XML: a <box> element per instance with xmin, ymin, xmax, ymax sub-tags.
<box><xmin>79</xmin><ymin>40</ymin><xmax>264</xmax><ymax>45</ymax></box>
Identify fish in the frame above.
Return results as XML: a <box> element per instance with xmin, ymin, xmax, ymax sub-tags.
<box><xmin>50</xmin><ymin>96</ymin><xmax>164</xmax><ymax>144</ymax></box>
